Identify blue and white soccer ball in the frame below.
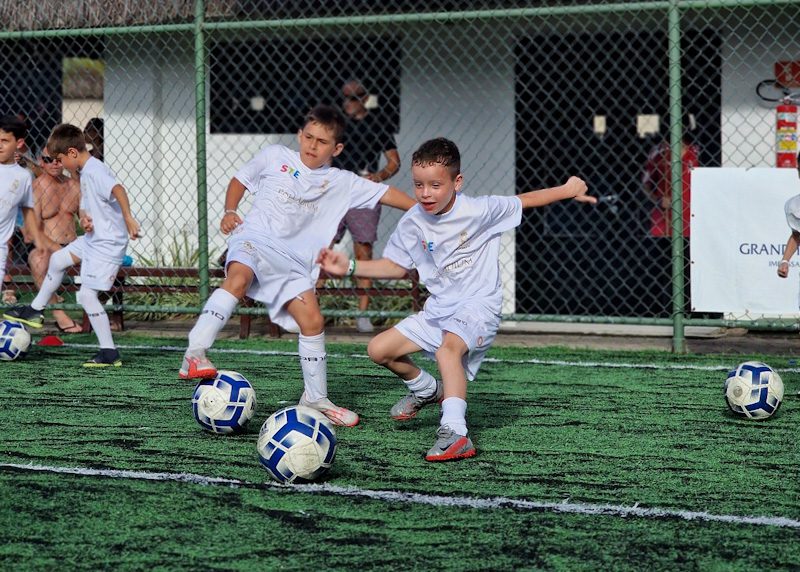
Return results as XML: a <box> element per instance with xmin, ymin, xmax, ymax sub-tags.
<box><xmin>257</xmin><ymin>405</ymin><xmax>337</xmax><ymax>484</ymax></box>
<box><xmin>192</xmin><ymin>370</ymin><xmax>257</xmax><ymax>434</ymax></box>
<box><xmin>724</xmin><ymin>361</ymin><xmax>784</xmax><ymax>420</ymax></box>
<box><xmin>0</xmin><ymin>320</ymin><xmax>31</xmax><ymax>361</ymax></box>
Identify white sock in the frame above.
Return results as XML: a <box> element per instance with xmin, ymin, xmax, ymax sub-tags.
<box><xmin>78</xmin><ymin>287</ymin><xmax>114</xmax><ymax>349</ymax></box>
<box><xmin>299</xmin><ymin>332</ymin><xmax>327</xmax><ymax>402</ymax></box>
<box><xmin>440</xmin><ymin>397</ymin><xmax>468</xmax><ymax>436</ymax></box>
<box><xmin>32</xmin><ymin>249</ymin><xmax>73</xmax><ymax>310</ymax></box>
<box><xmin>404</xmin><ymin>369</ymin><xmax>437</xmax><ymax>398</ymax></box>
<box><xmin>187</xmin><ymin>289</ymin><xmax>238</xmax><ymax>356</ymax></box>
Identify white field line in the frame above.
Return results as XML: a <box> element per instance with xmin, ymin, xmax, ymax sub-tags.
<box><xmin>3</xmin><ymin>462</ymin><xmax>799</xmax><ymax>529</ymax></box>
<box><xmin>63</xmin><ymin>343</ymin><xmax>800</xmax><ymax>374</ymax></box>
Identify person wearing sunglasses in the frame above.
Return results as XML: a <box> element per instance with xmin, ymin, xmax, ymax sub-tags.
<box><xmin>331</xmin><ymin>79</ymin><xmax>401</xmax><ymax>333</ymax></box>
<box><xmin>26</xmin><ymin>147</ymin><xmax>82</xmax><ymax>333</ymax></box>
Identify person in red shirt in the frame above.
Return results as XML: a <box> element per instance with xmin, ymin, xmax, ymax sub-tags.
<box><xmin>642</xmin><ymin>119</ymin><xmax>699</xmax><ymax>237</ymax></box>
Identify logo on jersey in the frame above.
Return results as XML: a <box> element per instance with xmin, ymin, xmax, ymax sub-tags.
<box><xmin>456</xmin><ymin>231</ymin><xmax>471</xmax><ymax>250</ymax></box>
<box><xmin>280</xmin><ymin>164</ymin><xmax>302</xmax><ymax>180</ymax></box>
<box><xmin>421</xmin><ymin>239</ymin><xmax>434</xmax><ymax>252</ymax></box>
<box><xmin>277</xmin><ymin>188</ymin><xmax>319</xmax><ymax>214</ymax></box>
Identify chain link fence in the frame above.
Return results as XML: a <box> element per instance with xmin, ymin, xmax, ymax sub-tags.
<box><xmin>1</xmin><ymin>0</ymin><xmax>798</xmax><ymax>343</ymax></box>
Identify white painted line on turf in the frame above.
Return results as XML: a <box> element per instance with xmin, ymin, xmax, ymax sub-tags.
<box><xmin>3</xmin><ymin>462</ymin><xmax>799</xmax><ymax>529</ymax></box>
<box><xmin>62</xmin><ymin>343</ymin><xmax>800</xmax><ymax>373</ymax></box>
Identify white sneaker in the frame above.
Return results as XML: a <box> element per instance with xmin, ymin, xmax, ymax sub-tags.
<box><xmin>356</xmin><ymin>317</ymin><xmax>374</xmax><ymax>333</ymax></box>
<box><xmin>299</xmin><ymin>393</ymin><xmax>360</xmax><ymax>427</ymax></box>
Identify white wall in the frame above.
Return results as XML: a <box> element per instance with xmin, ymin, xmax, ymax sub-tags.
<box><xmin>721</xmin><ymin>22</ymin><xmax>800</xmax><ymax>168</ymax></box>
<box><xmin>103</xmin><ymin>18</ymin><xmax>796</xmax><ymax>312</ymax></box>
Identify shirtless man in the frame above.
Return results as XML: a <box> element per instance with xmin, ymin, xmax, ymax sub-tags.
<box><xmin>28</xmin><ymin>146</ymin><xmax>81</xmax><ymax>332</ymax></box>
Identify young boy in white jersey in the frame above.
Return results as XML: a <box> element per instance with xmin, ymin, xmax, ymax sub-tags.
<box><xmin>5</xmin><ymin>124</ymin><xmax>140</xmax><ymax>367</ymax></box>
<box><xmin>179</xmin><ymin>105</ymin><xmax>415</xmax><ymax>427</ymax></box>
<box><xmin>318</xmin><ymin>138</ymin><xmax>594</xmax><ymax>460</ymax></box>
<box><xmin>0</xmin><ymin>116</ymin><xmax>42</xmax><ymax>292</ymax></box>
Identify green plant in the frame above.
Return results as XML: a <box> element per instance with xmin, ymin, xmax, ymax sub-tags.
<box><xmin>124</xmin><ymin>231</ymin><xmax>220</xmax><ymax>321</ymax></box>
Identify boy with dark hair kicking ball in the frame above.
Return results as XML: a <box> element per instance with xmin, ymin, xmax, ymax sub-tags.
<box><xmin>5</xmin><ymin>123</ymin><xmax>140</xmax><ymax>366</ymax></box>
<box><xmin>318</xmin><ymin>137</ymin><xmax>594</xmax><ymax>459</ymax></box>
<box><xmin>179</xmin><ymin>104</ymin><xmax>415</xmax><ymax>427</ymax></box>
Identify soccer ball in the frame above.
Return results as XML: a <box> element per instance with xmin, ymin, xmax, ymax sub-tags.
<box><xmin>724</xmin><ymin>361</ymin><xmax>784</xmax><ymax>420</ymax></box>
<box><xmin>257</xmin><ymin>405</ymin><xmax>337</xmax><ymax>484</ymax></box>
<box><xmin>192</xmin><ymin>370</ymin><xmax>257</xmax><ymax>434</ymax></box>
<box><xmin>0</xmin><ymin>320</ymin><xmax>31</xmax><ymax>361</ymax></box>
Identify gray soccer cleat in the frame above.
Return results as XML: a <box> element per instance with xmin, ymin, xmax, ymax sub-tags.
<box><xmin>299</xmin><ymin>393</ymin><xmax>360</xmax><ymax>427</ymax></box>
<box><xmin>425</xmin><ymin>425</ymin><xmax>476</xmax><ymax>462</ymax></box>
<box><xmin>390</xmin><ymin>379</ymin><xmax>443</xmax><ymax>421</ymax></box>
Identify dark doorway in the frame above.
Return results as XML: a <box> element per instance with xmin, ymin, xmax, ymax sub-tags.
<box><xmin>514</xmin><ymin>30</ymin><xmax>721</xmax><ymax>317</ymax></box>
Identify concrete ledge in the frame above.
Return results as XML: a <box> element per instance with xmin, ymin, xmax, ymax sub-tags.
<box><xmin>499</xmin><ymin>321</ymin><xmax>734</xmax><ymax>339</ymax></box>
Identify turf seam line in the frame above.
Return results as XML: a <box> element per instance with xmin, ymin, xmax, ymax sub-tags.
<box><xmin>3</xmin><ymin>462</ymin><xmax>799</xmax><ymax>529</ymax></box>
<box><xmin>62</xmin><ymin>343</ymin><xmax>800</xmax><ymax>373</ymax></box>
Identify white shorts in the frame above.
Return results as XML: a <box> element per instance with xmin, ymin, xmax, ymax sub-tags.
<box><xmin>394</xmin><ymin>301</ymin><xmax>501</xmax><ymax>381</ymax></box>
<box><xmin>226</xmin><ymin>230</ymin><xmax>316</xmax><ymax>332</ymax></box>
<box><xmin>64</xmin><ymin>236</ymin><xmax>121</xmax><ymax>291</ymax></box>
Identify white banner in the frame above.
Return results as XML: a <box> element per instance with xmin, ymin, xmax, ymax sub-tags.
<box><xmin>691</xmin><ymin>167</ymin><xmax>800</xmax><ymax>314</ymax></box>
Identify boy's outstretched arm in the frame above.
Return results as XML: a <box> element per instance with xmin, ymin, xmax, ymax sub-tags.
<box><xmin>379</xmin><ymin>186</ymin><xmax>416</xmax><ymax>211</ymax></box>
<box><xmin>518</xmin><ymin>176</ymin><xmax>595</xmax><ymax>209</ymax></box>
<box><xmin>221</xmin><ymin>178</ymin><xmax>246</xmax><ymax>234</ymax></box>
<box><xmin>317</xmin><ymin>248</ymin><xmax>408</xmax><ymax>279</ymax></box>
<box><xmin>111</xmin><ymin>184</ymin><xmax>141</xmax><ymax>240</ymax></box>
<box><xmin>778</xmin><ymin>230</ymin><xmax>800</xmax><ymax>278</ymax></box>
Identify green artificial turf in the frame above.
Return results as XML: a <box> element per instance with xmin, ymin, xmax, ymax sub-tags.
<box><xmin>0</xmin><ymin>334</ymin><xmax>797</xmax><ymax>570</ymax></box>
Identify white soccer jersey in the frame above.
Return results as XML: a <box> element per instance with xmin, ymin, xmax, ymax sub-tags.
<box><xmin>233</xmin><ymin>144</ymin><xmax>388</xmax><ymax>262</ymax></box>
<box><xmin>0</xmin><ymin>163</ymin><xmax>33</xmax><ymax>244</ymax></box>
<box><xmin>79</xmin><ymin>156</ymin><xmax>128</xmax><ymax>263</ymax></box>
<box><xmin>785</xmin><ymin>194</ymin><xmax>800</xmax><ymax>233</ymax></box>
<box><xmin>383</xmin><ymin>193</ymin><xmax>523</xmax><ymax>318</ymax></box>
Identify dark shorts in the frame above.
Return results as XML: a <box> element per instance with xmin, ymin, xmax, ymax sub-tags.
<box><xmin>333</xmin><ymin>204</ymin><xmax>382</xmax><ymax>244</ymax></box>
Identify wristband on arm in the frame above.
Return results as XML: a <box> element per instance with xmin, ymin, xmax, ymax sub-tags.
<box><xmin>346</xmin><ymin>258</ymin><xmax>356</xmax><ymax>277</ymax></box>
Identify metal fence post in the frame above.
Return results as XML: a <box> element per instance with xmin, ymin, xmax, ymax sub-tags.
<box><xmin>669</xmin><ymin>0</ymin><xmax>687</xmax><ymax>353</ymax></box>
<box><xmin>195</xmin><ymin>0</ymin><xmax>210</xmax><ymax>301</ymax></box>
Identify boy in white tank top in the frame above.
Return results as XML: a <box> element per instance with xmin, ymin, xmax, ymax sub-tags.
<box><xmin>179</xmin><ymin>105</ymin><xmax>415</xmax><ymax>427</ymax></box>
<box><xmin>318</xmin><ymin>138</ymin><xmax>595</xmax><ymax>460</ymax></box>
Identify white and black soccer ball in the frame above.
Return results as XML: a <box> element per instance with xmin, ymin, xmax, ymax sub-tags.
<box><xmin>257</xmin><ymin>405</ymin><xmax>337</xmax><ymax>484</ymax></box>
<box><xmin>192</xmin><ymin>371</ymin><xmax>257</xmax><ymax>434</ymax></box>
<box><xmin>724</xmin><ymin>361</ymin><xmax>784</xmax><ymax>420</ymax></box>
<box><xmin>0</xmin><ymin>320</ymin><xmax>31</xmax><ymax>361</ymax></box>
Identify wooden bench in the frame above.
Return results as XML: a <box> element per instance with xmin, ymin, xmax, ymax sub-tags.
<box><xmin>3</xmin><ymin>264</ymin><xmax>423</xmax><ymax>339</ymax></box>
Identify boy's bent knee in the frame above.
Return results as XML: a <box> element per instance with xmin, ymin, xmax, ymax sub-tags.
<box><xmin>298</xmin><ymin>314</ymin><xmax>324</xmax><ymax>336</ymax></box>
<box><xmin>220</xmin><ymin>266</ymin><xmax>253</xmax><ymax>299</ymax></box>
<box><xmin>367</xmin><ymin>338</ymin><xmax>392</xmax><ymax>365</ymax></box>
<box><xmin>435</xmin><ymin>344</ymin><xmax>464</xmax><ymax>363</ymax></box>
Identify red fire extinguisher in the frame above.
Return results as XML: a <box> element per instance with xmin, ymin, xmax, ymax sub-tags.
<box><xmin>776</xmin><ymin>99</ymin><xmax>798</xmax><ymax>168</ymax></box>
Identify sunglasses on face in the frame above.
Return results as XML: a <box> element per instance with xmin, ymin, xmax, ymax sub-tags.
<box><xmin>41</xmin><ymin>156</ymin><xmax>57</xmax><ymax>164</ymax></box>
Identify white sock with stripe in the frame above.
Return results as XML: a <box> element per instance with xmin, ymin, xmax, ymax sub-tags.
<box><xmin>299</xmin><ymin>332</ymin><xmax>327</xmax><ymax>402</ymax></box>
<box><xmin>187</xmin><ymin>289</ymin><xmax>238</xmax><ymax>357</ymax></box>
<box><xmin>31</xmin><ymin>248</ymin><xmax>73</xmax><ymax>311</ymax></box>
<box><xmin>78</xmin><ymin>287</ymin><xmax>114</xmax><ymax>349</ymax></box>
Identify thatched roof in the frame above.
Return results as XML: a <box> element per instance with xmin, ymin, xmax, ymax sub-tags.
<box><xmin>1</xmin><ymin>1</ymin><xmax>613</xmax><ymax>31</ymax></box>
<box><xmin>0</xmin><ymin>1</ymin><xmax>205</xmax><ymax>31</ymax></box>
